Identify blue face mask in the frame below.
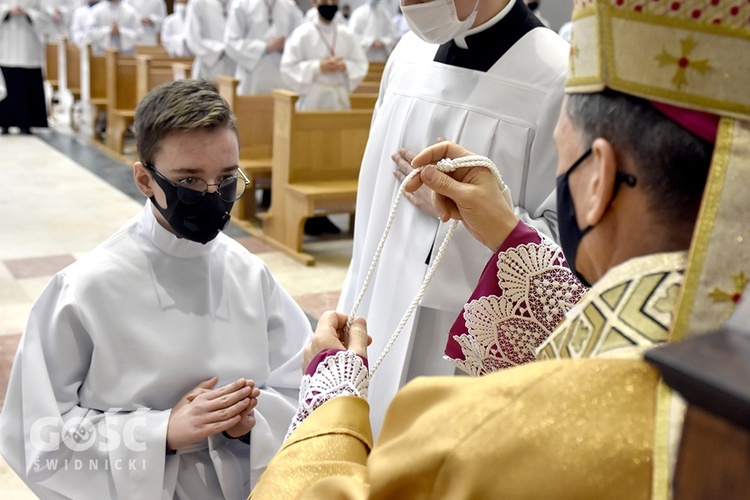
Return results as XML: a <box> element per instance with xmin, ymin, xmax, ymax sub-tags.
<box><xmin>556</xmin><ymin>148</ymin><xmax>637</xmax><ymax>287</ymax></box>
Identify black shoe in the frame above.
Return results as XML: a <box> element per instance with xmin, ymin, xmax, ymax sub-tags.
<box><xmin>260</xmin><ymin>189</ymin><xmax>272</xmax><ymax>209</ymax></box>
<box><xmin>0</xmin><ymin>128</ymin><xmax>8</xmax><ymax>135</ymax></box>
<box><xmin>318</xmin><ymin>216</ymin><xmax>341</xmax><ymax>234</ymax></box>
<box><xmin>19</xmin><ymin>128</ymin><xmax>31</xmax><ymax>135</ymax></box>
<box><xmin>304</xmin><ymin>217</ymin><xmax>324</xmax><ymax>236</ymax></box>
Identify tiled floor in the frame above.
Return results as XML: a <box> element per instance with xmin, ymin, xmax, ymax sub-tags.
<box><xmin>0</xmin><ymin>126</ymin><xmax>352</xmax><ymax>496</ymax></box>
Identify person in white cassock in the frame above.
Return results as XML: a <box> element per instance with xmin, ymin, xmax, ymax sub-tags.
<box><xmin>87</xmin><ymin>0</ymin><xmax>141</xmax><ymax>55</ymax></box>
<box><xmin>336</xmin><ymin>0</ymin><xmax>568</xmax><ymax>436</ymax></box>
<box><xmin>0</xmin><ymin>0</ymin><xmax>49</xmax><ymax>134</ymax></box>
<box><xmin>391</xmin><ymin>6</ymin><xmax>409</xmax><ymax>40</ymax></box>
<box><xmin>280</xmin><ymin>0</ymin><xmax>367</xmax><ymax>111</ymax></box>
<box><xmin>69</xmin><ymin>0</ymin><xmax>100</xmax><ymax>47</ymax></box>
<box><xmin>126</xmin><ymin>0</ymin><xmax>166</xmax><ymax>46</ymax></box>
<box><xmin>303</xmin><ymin>0</ymin><xmax>345</xmax><ymax>25</ymax></box>
<box><xmin>348</xmin><ymin>0</ymin><xmax>397</xmax><ymax>62</ymax></box>
<box><xmin>185</xmin><ymin>0</ymin><xmax>235</xmax><ymax>81</ymax></box>
<box><xmin>160</xmin><ymin>0</ymin><xmax>191</xmax><ymax>57</ymax></box>
<box><xmin>224</xmin><ymin>0</ymin><xmax>303</xmax><ymax>95</ymax></box>
<box><xmin>0</xmin><ymin>80</ymin><xmax>312</xmax><ymax>499</ymax></box>
<box><xmin>45</xmin><ymin>0</ymin><xmax>79</xmax><ymax>39</ymax></box>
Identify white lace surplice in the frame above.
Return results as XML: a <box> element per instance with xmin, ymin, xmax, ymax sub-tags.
<box><xmin>446</xmin><ymin>221</ymin><xmax>586</xmax><ymax>376</ymax></box>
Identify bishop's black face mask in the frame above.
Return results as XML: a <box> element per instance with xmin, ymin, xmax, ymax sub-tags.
<box><xmin>148</xmin><ymin>167</ymin><xmax>234</xmax><ymax>245</ymax></box>
<box><xmin>318</xmin><ymin>4</ymin><xmax>338</xmax><ymax>21</ymax></box>
<box><xmin>556</xmin><ymin>147</ymin><xmax>637</xmax><ymax>288</ymax></box>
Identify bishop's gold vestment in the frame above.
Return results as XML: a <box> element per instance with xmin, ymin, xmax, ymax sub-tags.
<box><xmin>251</xmin><ymin>252</ymin><xmax>685</xmax><ymax>499</ymax></box>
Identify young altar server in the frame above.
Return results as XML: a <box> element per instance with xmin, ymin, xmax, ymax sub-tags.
<box><xmin>0</xmin><ymin>80</ymin><xmax>312</xmax><ymax>499</ymax></box>
<box><xmin>87</xmin><ymin>0</ymin><xmax>141</xmax><ymax>56</ymax></box>
<box><xmin>160</xmin><ymin>0</ymin><xmax>191</xmax><ymax>57</ymax></box>
<box><xmin>184</xmin><ymin>0</ymin><xmax>235</xmax><ymax>81</ymax></box>
<box><xmin>126</xmin><ymin>0</ymin><xmax>167</xmax><ymax>46</ymax></box>
<box><xmin>224</xmin><ymin>0</ymin><xmax>303</xmax><ymax>95</ymax></box>
<box><xmin>280</xmin><ymin>0</ymin><xmax>367</xmax><ymax>111</ymax></box>
<box><xmin>348</xmin><ymin>0</ymin><xmax>397</xmax><ymax>62</ymax></box>
<box><xmin>337</xmin><ymin>0</ymin><xmax>568</xmax><ymax>435</ymax></box>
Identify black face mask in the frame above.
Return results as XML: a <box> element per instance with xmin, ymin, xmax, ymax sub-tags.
<box><xmin>318</xmin><ymin>4</ymin><xmax>338</xmax><ymax>21</ymax></box>
<box><xmin>556</xmin><ymin>148</ymin><xmax>637</xmax><ymax>288</ymax></box>
<box><xmin>527</xmin><ymin>1</ymin><xmax>539</xmax><ymax>11</ymax></box>
<box><xmin>149</xmin><ymin>170</ymin><xmax>234</xmax><ymax>245</ymax></box>
<box><xmin>556</xmin><ymin>149</ymin><xmax>594</xmax><ymax>287</ymax></box>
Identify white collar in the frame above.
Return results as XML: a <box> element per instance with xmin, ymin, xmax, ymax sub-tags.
<box><xmin>140</xmin><ymin>200</ymin><xmax>218</xmax><ymax>258</ymax></box>
<box><xmin>454</xmin><ymin>0</ymin><xmax>516</xmax><ymax>49</ymax></box>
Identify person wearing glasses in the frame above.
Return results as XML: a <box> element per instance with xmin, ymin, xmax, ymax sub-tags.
<box><xmin>0</xmin><ymin>80</ymin><xmax>313</xmax><ymax>499</ymax></box>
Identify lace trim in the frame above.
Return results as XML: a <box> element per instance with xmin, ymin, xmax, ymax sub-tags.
<box><xmin>286</xmin><ymin>351</ymin><xmax>369</xmax><ymax>439</ymax></box>
<box><xmin>450</xmin><ymin>231</ymin><xmax>586</xmax><ymax>376</ymax></box>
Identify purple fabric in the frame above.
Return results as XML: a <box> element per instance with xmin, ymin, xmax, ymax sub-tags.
<box><xmin>650</xmin><ymin>101</ymin><xmax>719</xmax><ymax>143</ymax></box>
<box><xmin>445</xmin><ymin>221</ymin><xmax>542</xmax><ymax>361</ymax></box>
<box><xmin>305</xmin><ymin>348</ymin><xmax>369</xmax><ymax>376</ymax></box>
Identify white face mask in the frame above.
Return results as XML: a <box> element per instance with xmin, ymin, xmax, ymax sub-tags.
<box><xmin>174</xmin><ymin>3</ymin><xmax>186</xmax><ymax>15</ymax></box>
<box><xmin>400</xmin><ymin>0</ymin><xmax>479</xmax><ymax>45</ymax></box>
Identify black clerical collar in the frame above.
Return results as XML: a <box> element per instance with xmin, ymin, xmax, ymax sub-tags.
<box><xmin>434</xmin><ymin>0</ymin><xmax>545</xmax><ymax>72</ymax></box>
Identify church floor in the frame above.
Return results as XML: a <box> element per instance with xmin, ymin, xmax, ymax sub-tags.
<box><xmin>0</xmin><ymin>124</ymin><xmax>353</xmax><ymax>496</ymax></box>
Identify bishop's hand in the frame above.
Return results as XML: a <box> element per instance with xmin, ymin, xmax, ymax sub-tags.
<box><xmin>302</xmin><ymin>311</ymin><xmax>370</xmax><ymax>372</ymax></box>
<box><xmin>407</xmin><ymin>141</ymin><xmax>519</xmax><ymax>253</ymax></box>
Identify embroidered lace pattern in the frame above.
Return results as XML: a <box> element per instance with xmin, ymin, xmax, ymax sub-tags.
<box><xmin>286</xmin><ymin>350</ymin><xmax>369</xmax><ymax>439</ymax></box>
<box><xmin>449</xmin><ymin>232</ymin><xmax>586</xmax><ymax>376</ymax></box>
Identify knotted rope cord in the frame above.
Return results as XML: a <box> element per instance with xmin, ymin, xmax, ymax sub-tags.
<box><xmin>345</xmin><ymin>155</ymin><xmax>507</xmax><ymax>376</ymax></box>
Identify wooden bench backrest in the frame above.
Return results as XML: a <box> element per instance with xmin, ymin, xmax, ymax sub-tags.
<box><xmin>364</xmin><ymin>61</ymin><xmax>385</xmax><ymax>83</ymax></box>
<box><xmin>172</xmin><ymin>61</ymin><xmax>191</xmax><ymax>80</ymax></box>
<box><xmin>217</xmin><ymin>76</ymin><xmax>274</xmax><ymax>161</ymax></box>
<box><xmin>136</xmin><ymin>45</ymin><xmax>170</xmax><ymax>58</ymax></box>
<box><xmin>136</xmin><ymin>55</ymin><xmax>175</xmax><ymax>102</ymax></box>
<box><xmin>105</xmin><ymin>49</ymin><xmax>137</xmax><ymax>111</ymax></box>
<box><xmin>353</xmin><ymin>81</ymin><xmax>379</xmax><ymax>94</ymax></box>
<box><xmin>65</xmin><ymin>39</ymin><xmax>81</xmax><ymax>93</ymax></box>
<box><xmin>272</xmin><ymin>90</ymin><xmax>372</xmax><ymax>185</ymax></box>
<box><xmin>46</xmin><ymin>42</ymin><xmax>59</xmax><ymax>84</ymax></box>
<box><xmin>350</xmin><ymin>93</ymin><xmax>378</xmax><ymax>110</ymax></box>
<box><xmin>89</xmin><ymin>46</ymin><xmax>106</xmax><ymax>101</ymax></box>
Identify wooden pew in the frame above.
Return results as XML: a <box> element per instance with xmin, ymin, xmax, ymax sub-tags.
<box><xmin>350</xmin><ymin>93</ymin><xmax>378</xmax><ymax>110</ymax></box>
<box><xmin>135</xmin><ymin>45</ymin><xmax>170</xmax><ymax>58</ymax></box>
<box><xmin>353</xmin><ymin>81</ymin><xmax>380</xmax><ymax>94</ymax></box>
<box><xmin>260</xmin><ymin>89</ymin><xmax>372</xmax><ymax>265</ymax></box>
<box><xmin>172</xmin><ymin>61</ymin><xmax>191</xmax><ymax>81</ymax></box>
<box><xmin>105</xmin><ymin>48</ymin><xmax>138</xmax><ymax>154</ymax></box>
<box><xmin>136</xmin><ymin>55</ymin><xmax>193</xmax><ymax>102</ymax></box>
<box><xmin>216</xmin><ymin>76</ymin><xmax>274</xmax><ymax>221</ymax></box>
<box><xmin>64</xmin><ymin>38</ymin><xmax>82</xmax><ymax>99</ymax></box>
<box><xmin>363</xmin><ymin>61</ymin><xmax>385</xmax><ymax>83</ymax></box>
<box><xmin>46</xmin><ymin>41</ymin><xmax>59</xmax><ymax>91</ymax></box>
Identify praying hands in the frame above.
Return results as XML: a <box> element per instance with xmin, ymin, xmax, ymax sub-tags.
<box><xmin>166</xmin><ymin>377</ymin><xmax>260</xmax><ymax>451</ymax></box>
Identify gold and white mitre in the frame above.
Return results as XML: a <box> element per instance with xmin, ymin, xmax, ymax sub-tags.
<box><xmin>566</xmin><ymin>0</ymin><xmax>750</xmax><ymax>341</ymax></box>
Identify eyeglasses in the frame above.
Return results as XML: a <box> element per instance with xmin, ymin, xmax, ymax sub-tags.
<box><xmin>144</xmin><ymin>163</ymin><xmax>250</xmax><ymax>204</ymax></box>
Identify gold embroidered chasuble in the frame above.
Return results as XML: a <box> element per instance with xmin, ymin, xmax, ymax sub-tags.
<box><xmin>538</xmin><ymin>251</ymin><xmax>687</xmax><ymax>362</ymax></box>
<box><xmin>251</xmin><ymin>253</ymin><xmax>686</xmax><ymax>499</ymax></box>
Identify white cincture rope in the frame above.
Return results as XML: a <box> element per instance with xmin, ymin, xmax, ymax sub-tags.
<box><xmin>346</xmin><ymin>155</ymin><xmax>507</xmax><ymax>376</ymax></box>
